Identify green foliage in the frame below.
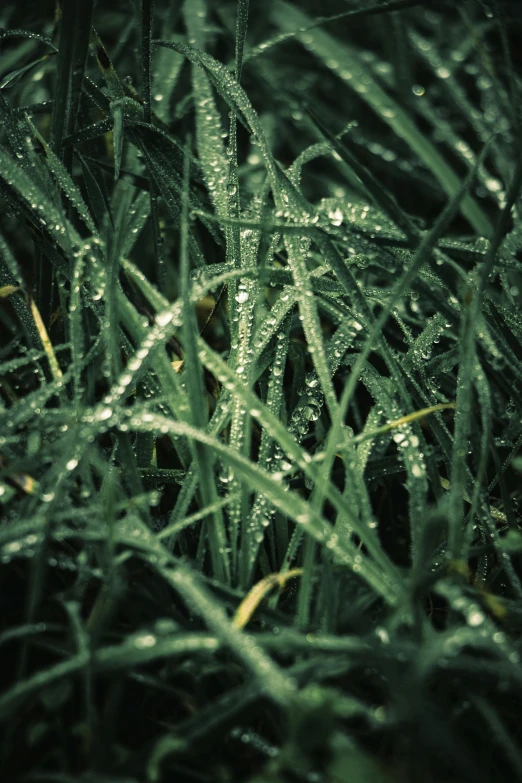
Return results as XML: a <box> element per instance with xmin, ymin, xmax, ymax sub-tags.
<box><xmin>0</xmin><ymin>0</ymin><xmax>522</xmax><ymax>781</ymax></box>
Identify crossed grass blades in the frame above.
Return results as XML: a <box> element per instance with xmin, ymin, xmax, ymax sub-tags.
<box><xmin>1</xmin><ymin>0</ymin><xmax>522</xmax><ymax>781</ymax></box>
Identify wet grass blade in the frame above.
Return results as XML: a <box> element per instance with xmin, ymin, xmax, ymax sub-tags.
<box><xmin>179</xmin><ymin>142</ymin><xmax>230</xmax><ymax>584</ymax></box>
<box><xmin>51</xmin><ymin>0</ymin><xmax>95</xmax><ymax>163</ymax></box>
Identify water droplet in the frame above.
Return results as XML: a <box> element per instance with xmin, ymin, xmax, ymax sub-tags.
<box><xmin>305</xmin><ymin>373</ymin><xmax>319</xmax><ymax>388</ymax></box>
<box><xmin>219</xmin><ymin>468</ymin><xmax>234</xmax><ymax>484</ymax></box>
<box><xmin>375</xmin><ymin>627</ymin><xmax>390</xmax><ymax>644</ymax></box>
<box><xmin>134</xmin><ymin>634</ymin><xmax>157</xmax><ymax>648</ymax></box>
<box><xmin>302</xmin><ymin>404</ymin><xmax>320</xmax><ymax>422</ymax></box>
<box><xmin>155</xmin><ymin>310</ymin><xmax>173</xmax><ymax>327</ymax></box>
<box><xmin>328</xmin><ymin>207</ymin><xmax>343</xmax><ymax>226</ymax></box>
<box><xmin>467</xmin><ymin>610</ymin><xmax>484</xmax><ymax>627</ymax></box>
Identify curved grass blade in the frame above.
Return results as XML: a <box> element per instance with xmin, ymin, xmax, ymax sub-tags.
<box><xmin>125</xmin><ymin>407</ymin><xmax>403</xmax><ymax>604</ymax></box>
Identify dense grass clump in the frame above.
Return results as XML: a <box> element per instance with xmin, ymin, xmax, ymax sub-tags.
<box><xmin>2</xmin><ymin>0</ymin><xmax>522</xmax><ymax>780</ymax></box>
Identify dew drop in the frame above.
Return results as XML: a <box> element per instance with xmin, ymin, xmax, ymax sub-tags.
<box><xmin>134</xmin><ymin>634</ymin><xmax>157</xmax><ymax>648</ymax></box>
<box><xmin>155</xmin><ymin>310</ymin><xmax>173</xmax><ymax>327</ymax></box>
<box><xmin>235</xmin><ymin>289</ymin><xmax>249</xmax><ymax>304</ymax></box>
<box><xmin>302</xmin><ymin>404</ymin><xmax>320</xmax><ymax>422</ymax></box>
